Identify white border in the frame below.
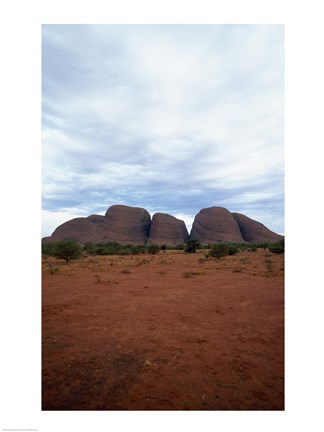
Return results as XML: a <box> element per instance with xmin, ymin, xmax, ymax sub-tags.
<box><xmin>1</xmin><ymin>1</ymin><xmax>324</xmax><ymax>431</ymax></box>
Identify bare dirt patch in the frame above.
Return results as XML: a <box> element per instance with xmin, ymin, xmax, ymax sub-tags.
<box><xmin>42</xmin><ymin>249</ymin><xmax>284</xmax><ymax>410</ymax></box>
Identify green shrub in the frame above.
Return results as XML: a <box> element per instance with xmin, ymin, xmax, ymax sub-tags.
<box><xmin>168</xmin><ymin>243</ymin><xmax>185</xmax><ymax>250</ymax></box>
<box><xmin>268</xmin><ymin>244</ymin><xmax>284</xmax><ymax>254</ymax></box>
<box><xmin>258</xmin><ymin>242</ymin><xmax>270</xmax><ymax>249</ymax></box>
<box><xmin>147</xmin><ymin>244</ymin><xmax>160</xmax><ymax>254</ymax></box>
<box><xmin>268</xmin><ymin>238</ymin><xmax>284</xmax><ymax>254</ymax></box>
<box><xmin>235</xmin><ymin>243</ymin><xmax>248</xmax><ymax>251</ymax></box>
<box><xmin>184</xmin><ymin>240</ymin><xmax>200</xmax><ymax>253</ymax></box>
<box><xmin>84</xmin><ymin>242</ymin><xmax>97</xmax><ymax>255</ymax></box>
<box><xmin>52</xmin><ymin>240</ymin><xmax>82</xmax><ymax>263</ymax></box>
<box><xmin>130</xmin><ymin>245</ymin><xmax>146</xmax><ymax>255</ymax></box>
<box><xmin>84</xmin><ymin>241</ymin><xmax>148</xmax><ymax>256</ymax></box>
<box><xmin>208</xmin><ymin>243</ymin><xmax>230</xmax><ymax>259</ymax></box>
<box><xmin>42</xmin><ymin>242</ymin><xmax>56</xmax><ymax>256</ymax></box>
<box><xmin>228</xmin><ymin>244</ymin><xmax>240</xmax><ymax>255</ymax></box>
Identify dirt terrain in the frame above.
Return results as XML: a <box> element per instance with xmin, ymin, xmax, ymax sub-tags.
<box><xmin>42</xmin><ymin>249</ymin><xmax>284</xmax><ymax>410</ymax></box>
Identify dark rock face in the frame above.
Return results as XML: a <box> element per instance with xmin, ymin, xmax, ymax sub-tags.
<box><xmin>43</xmin><ymin>217</ymin><xmax>106</xmax><ymax>244</ymax></box>
<box><xmin>190</xmin><ymin>206</ymin><xmax>244</xmax><ymax>244</ymax></box>
<box><xmin>148</xmin><ymin>213</ymin><xmax>189</xmax><ymax>245</ymax></box>
<box><xmin>43</xmin><ymin>206</ymin><xmax>151</xmax><ymax>245</ymax></box>
<box><xmin>103</xmin><ymin>205</ymin><xmax>151</xmax><ymax>245</ymax></box>
<box><xmin>87</xmin><ymin>214</ymin><xmax>106</xmax><ymax>224</ymax></box>
<box><xmin>231</xmin><ymin>212</ymin><xmax>283</xmax><ymax>243</ymax></box>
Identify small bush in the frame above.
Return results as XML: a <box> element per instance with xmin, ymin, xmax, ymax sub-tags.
<box><xmin>42</xmin><ymin>242</ymin><xmax>56</xmax><ymax>256</ymax></box>
<box><xmin>258</xmin><ymin>242</ymin><xmax>270</xmax><ymax>249</ymax></box>
<box><xmin>228</xmin><ymin>244</ymin><xmax>240</xmax><ymax>255</ymax></box>
<box><xmin>52</xmin><ymin>240</ymin><xmax>82</xmax><ymax>263</ymax></box>
<box><xmin>268</xmin><ymin>244</ymin><xmax>284</xmax><ymax>254</ymax></box>
<box><xmin>248</xmin><ymin>246</ymin><xmax>258</xmax><ymax>252</ymax></box>
<box><xmin>84</xmin><ymin>242</ymin><xmax>97</xmax><ymax>255</ymax></box>
<box><xmin>208</xmin><ymin>243</ymin><xmax>230</xmax><ymax>259</ymax></box>
<box><xmin>127</xmin><ymin>245</ymin><xmax>146</xmax><ymax>255</ymax></box>
<box><xmin>184</xmin><ymin>240</ymin><xmax>200</xmax><ymax>253</ymax></box>
<box><xmin>268</xmin><ymin>239</ymin><xmax>284</xmax><ymax>254</ymax></box>
<box><xmin>43</xmin><ymin>240</ymin><xmax>82</xmax><ymax>263</ymax></box>
<box><xmin>170</xmin><ymin>243</ymin><xmax>185</xmax><ymax>250</ymax></box>
<box><xmin>147</xmin><ymin>244</ymin><xmax>160</xmax><ymax>254</ymax></box>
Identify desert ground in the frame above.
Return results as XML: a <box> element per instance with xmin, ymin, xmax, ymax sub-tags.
<box><xmin>42</xmin><ymin>248</ymin><xmax>284</xmax><ymax>410</ymax></box>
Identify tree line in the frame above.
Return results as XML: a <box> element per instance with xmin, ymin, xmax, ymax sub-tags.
<box><xmin>42</xmin><ymin>238</ymin><xmax>284</xmax><ymax>263</ymax></box>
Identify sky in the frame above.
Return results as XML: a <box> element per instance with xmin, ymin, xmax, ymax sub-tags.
<box><xmin>42</xmin><ymin>24</ymin><xmax>284</xmax><ymax>237</ymax></box>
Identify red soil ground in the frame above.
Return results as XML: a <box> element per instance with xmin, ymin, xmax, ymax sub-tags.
<box><xmin>42</xmin><ymin>249</ymin><xmax>284</xmax><ymax>410</ymax></box>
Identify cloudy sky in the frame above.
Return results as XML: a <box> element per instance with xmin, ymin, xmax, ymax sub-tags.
<box><xmin>42</xmin><ymin>24</ymin><xmax>284</xmax><ymax>237</ymax></box>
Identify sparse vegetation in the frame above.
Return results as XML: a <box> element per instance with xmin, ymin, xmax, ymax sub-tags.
<box><xmin>264</xmin><ymin>258</ymin><xmax>273</xmax><ymax>273</ymax></box>
<box><xmin>208</xmin><ymin>243</ymin><xmax>230</xmax><ymax>259</ymax></box>
<box><xmin>95</xmin><ymin>277</ymin><xmax>119</xmax><ymax>284</ymax></box>
<box><xmin>42</xmin><ymin>242</ymin><xmax>56</xmax><ymax>256</ymax></box>
<box><xmin>240</xmin><ymin>257</ymin><xmax>249</xmax><ymax>264</ymax></box>
<box><xmin>228</xmin><ymin>244</ymin><xmax>240</xmax><ymax>255</ymax></box>
<box><xmin>42</xmin><ymin>239</ymin><xmax>284</xmax><ymax>261</ymax></box>
<box><xmin>84</xmin><ymin>241</ymin><xmax>147</xmax><ymax>256</ymax></box>
<box><xmin>45</xmin><ymin>240</ymin><xmax>82</xmax><ymax>263</ymax></box>
<box><xmin>268</xmin><ymin>239</ymin><xmax>284</xmax><ymax>254</ymax></box>
<box><xmin>48</xmin><ymin>263</ymin><xmax>60</xmax><ymax>274</ymax></box>
<box><xmin>183</xmin><ymin>271</ymin><xmax>202</xmax><ymax>278</ymax></box>
<box><xmin>184</xmin><ymin>239</ymin><xmax>200</xmax><ymax>253</ymax></box>
<box><xmin>43</xmin><ymin>242</ymin><xmax>284</xmax><ymax>410</ymax></box>
<box><xmin>136</xmin><ymin>258</ymin><xmax>150</xmax><ymax>266</ymax></box>
<box><xmin>147</xmin><ymin>244</ymin><xmax>160</xmax><ymax>254</ymax></box>
<box><xmin>199</xmin><ymin>257</ymin><xmax>208</xmax><ymax>263</ymax></box>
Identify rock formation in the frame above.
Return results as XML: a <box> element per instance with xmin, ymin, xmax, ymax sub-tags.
<box><xmin>43</xmin><ymin>216</ymin><xmax>107</xmax><ymax>244</ymax></box>
<box><xmin>103</xmin><ymin>205</ymin><xmax>151</xmax><ymax>245</ymax></box>
<box><xmin>42</xmin><ymin>204</ymin><xmax>283</xmax><ymax>245</ymax></box>
<box><xmin>231</xmin><ymin>212</ymin><xmax>283</xmax><ymax>243</ymax></box>
<box><xmin>148</xmin><ymin>213</ymin><xmax>189</xmax><ymax>245</ymax></box>
<box><xmin>42</xmin><ymin>205</ymin><xmax>151</xmax><ymax>245</ymax></box>
<box><xmin>190</xmin><ymin>206</ymin><xmax>244</xmax><ymax>244</ymax></box>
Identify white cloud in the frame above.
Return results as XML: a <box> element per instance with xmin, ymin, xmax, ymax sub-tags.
<box><xmin>42</xmin><ymin>209</ymin><xmax>88</xmax><ymax>237</ymax></box>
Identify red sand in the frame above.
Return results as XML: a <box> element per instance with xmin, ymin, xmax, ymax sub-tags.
<box><xmin>42</xmin><ymin>249</ymin><xmax>284</xmax><ymax>410</ymax></box>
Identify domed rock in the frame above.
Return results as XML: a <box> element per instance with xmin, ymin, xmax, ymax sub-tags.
<box><xmin>231</xmin><ymin>212</ymin><xmax>283</xmax><ymax>243</ymax></box>
<box><xmin>44</xmin><ymin>216</ymin><xmax>107</xmax><ymax>244</ymax></box>
<box><xmin>148</xmin><ymin>213</ymin><xmax>189</xmax><ymax>245</ymax></box>
<box><xmin>190</xmin><ymin>206</ymin><xmax>244</xmax><ymax>244</ymax></box>
<box><xmin>103</xmin><ymin>204</ymin><xmax>151</xmax><ymax>245</ymax></box>
<box><xmin>42</xmin><ymin>206</ymin><xmax>152</xmax><ymax>245</ymax></box>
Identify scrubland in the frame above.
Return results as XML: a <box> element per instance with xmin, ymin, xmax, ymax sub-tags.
<box><xmin>42</xmin><ymin>248</ymin><xmax>284</xmax><ymax>410</ymax></box>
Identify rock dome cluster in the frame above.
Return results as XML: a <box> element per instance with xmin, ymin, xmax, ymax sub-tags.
<box><xmin>42</xmin><ymin>204</ymin><xmax>283</xmax><ymax>245</ymax></box>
